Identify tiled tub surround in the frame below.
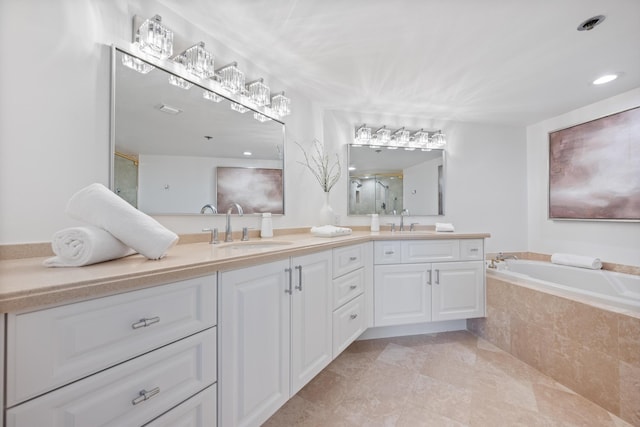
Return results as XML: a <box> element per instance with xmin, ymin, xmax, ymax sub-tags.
<box><xmin>468</xmin><ymin>270</ymin><xmax>640</xmax><ymax>426</ymax></box>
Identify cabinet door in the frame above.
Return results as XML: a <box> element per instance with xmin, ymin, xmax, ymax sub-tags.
<box><xmin>219</xmin><ymin>260</ymin><xmax>290</xmax><ymax>427</ymax></box>
<box><xmin>432</xmin><ymin>261</ymin><xmax>485</xmax><ymax>321</ymax></box>
<box><xmin>374</xmin><ymin>264</ymin><xmax>432</xmax><ymax>326</ymax></box>
<box><xmin>291</xmin><ymin>251</ymin><xmax>332</xmax><ymax>395</ymax></box>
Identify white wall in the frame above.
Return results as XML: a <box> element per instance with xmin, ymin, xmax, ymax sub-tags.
<box><xmin>526</xmin><ymin>88</ymin><xmax>640</xmax><ymax>267</ymax></box>
<box><xmin>323</xmin><ymin>110</ymin><xmax>529</xmax><ymax>254</ymax></box>
<box><xmin>404</xmin><ymin>157</ymin><xmax>440</xmax><ymax>215</ymax></box>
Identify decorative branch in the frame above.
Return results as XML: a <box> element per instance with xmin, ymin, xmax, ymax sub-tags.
<box><xmin>295</xmin><ymin>139</ymin><xmax>342</xmax><ymax>193</ymax></box>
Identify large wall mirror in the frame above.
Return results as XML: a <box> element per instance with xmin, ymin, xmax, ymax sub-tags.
<box><xmin>348</xmin><ymin>145</ymin><xmax>445</xmax><ymax>216</ymax></box>
<box><xmin>110</xmin><ymin>47</ymin><xmax>285</xmax><ymax>215</ymax></box>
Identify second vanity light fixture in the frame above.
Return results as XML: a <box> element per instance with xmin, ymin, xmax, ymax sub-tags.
<box><xmin>125</xmin><ymin>14</ymin><xmax>291</xmax><ymax>121</ymax></box>
<box><xmin>354</xmin><ymin>124</ymin><xmax>447</xmax><ymax>150</ymax></box>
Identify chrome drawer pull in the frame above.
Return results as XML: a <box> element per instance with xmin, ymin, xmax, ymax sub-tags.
<box><xmin>349</xmin><ymin>284</ymin><xmax>357</xmax><ymax>290</ymax></box>
<box><xmin>295</xmin><ymin>265</ymin><xmax>303</xmax><ymax>291</ymax></box>
<box><xmin>384</xmin><ymin>251</ymin><xmax>395</xmax><ymax>255</ymax></box>
<box><xmin>350</xmin><ymin>313</ymin><xmax>358</xmax><ymax>320</ymax></box>
<box><xmin>470</xmin><ymin>248</ymin><xmax>479</xmax><ymax>252</ymax></box>
<box><xmin>131</xmin><ymin>316</ymin><xmax>160</xmax><ymax>330</ymax></box>
<box><xmin>285</xmin><ymin>268</ymin><xmax>293</xmax><ymax>294</ymax></box>
<box><xmin>435</xmin><ymin>269</ymin><xmax>440</xmax><ymax>285</ymax></box>
<box><xmin>427</xmin><ymin>270</ymin><xmax>432</xmax><ymax>285</ymax></box>
<box><xmin>132</xmin><ymin>387</ymin><xmax>160</xmax><ymax>405</ymax></box>
<box><xmin>349</xmin><ymin>256</ymin><xmax>357</xmax><ymax>261</ymax></box>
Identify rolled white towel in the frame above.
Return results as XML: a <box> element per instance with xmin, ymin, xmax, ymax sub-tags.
<box><xmin>65</xmin><ymin>183</ymin><xmax>178</xmax><ymax>260</ymax></box>
<box><xmin>43</xmin><ymin>226</ymin><xmax>135</xmax><ymax>267</ymax></box>
<box><xmin>310</xmin><ymin>225</ymin><xmax>352</xmax><ymax>237</ymax></box>
<box><xmin>435</xmin><ymin>222</ymin><xmax>455</xmax><ymax>232</ymax></box>
<box><xmin>551</xmin><ymin>253</ymin><xmax>602</xmax><ymax>270</ymax></box>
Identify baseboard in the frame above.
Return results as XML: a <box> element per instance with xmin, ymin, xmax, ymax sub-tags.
<box><xmin>357</xmin><ymin>319</ymin><xmax>466</xmax><ymax>340</ymax></box>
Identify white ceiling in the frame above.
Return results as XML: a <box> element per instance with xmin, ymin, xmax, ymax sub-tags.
<box><xmin>158</xmin><ymin>0</ymin><xmax>640</xmax><ymax>126</ymax></box>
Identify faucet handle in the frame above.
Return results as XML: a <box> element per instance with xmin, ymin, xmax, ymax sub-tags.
<box><xmin>409</xmin><ymin>223</ymin><xmax>419</xmax><ymax>232</ymax></box>
<box><xmin>386</xmin><ymin>223</ymin><xmax>396</xmax><ymax>232</ymax></box>
<box><xmin>241</xmin><ymin>227</ymin><xmax>250</xmax><ymax>241</ymax></box>
<box><xmin>202</xmin><ymin>228</ymin><xmax>219</xmax><ymax>244</ymax></box>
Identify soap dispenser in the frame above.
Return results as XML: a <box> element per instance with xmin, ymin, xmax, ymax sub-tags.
<box><xmin>261</xmin><ymin>213</ymin><xmax>273</xmax><ymax>238</ymax></box>
<box><xmin>370</xmin><ymin>213</ymin><xmax>380</xmax><ymax>232</ymax></box>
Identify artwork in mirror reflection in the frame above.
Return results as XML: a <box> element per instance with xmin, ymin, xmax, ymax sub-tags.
<box><xmin>111</xmin><ymin>47</ymin><xmax>285</xmax><ymax>215</ymax></box>
<box><xmin>348</xmin><ymin>145</ymin><xmax>444</xmax><ymax>216</ymax></box>
<box><xmin>217</xmin><ymin>167</ymin><xmax>283</xmax><ymax>214</ymax></box>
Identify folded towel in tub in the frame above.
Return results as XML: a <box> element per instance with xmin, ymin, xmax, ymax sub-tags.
<box><xmin>310</xmin><ymin>225</ymin><xmax>352</xmax><ymax>237</ymax></box>
<box><xmin>43</xmin><ymin>226</ymin><xmax>135</xmax><ymax>267</ymax></box>
<box><xmin>435</xmin><ymin>222</ymin><xmax>455</xmax><ymax>232</ymax></box>
<box><xmin>551</xmin><ymin>253</ymin><xmax>602</xmax><ymax>270</ymax></box>
<box><xmin>65</xmin><ymin>183</ymin><xmax>178</xmax><ymax>259</ymax></box>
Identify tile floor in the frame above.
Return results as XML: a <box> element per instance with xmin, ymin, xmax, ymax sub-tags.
<box><xmin>264</xmin><ymin>331</ymin><xmax>634</xmax><ymax>427</ymax></box>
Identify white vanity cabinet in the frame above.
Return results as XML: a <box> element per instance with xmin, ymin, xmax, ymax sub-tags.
<box><xmin>374</xmin><ymin>239</ymin><xmax>485</xmax><ymax>326</ymax></box>
<box><xmin>219</xmin><ymin>250</ymin><xmax>332</xmax><ymax>427</ymax></box>
<box><xmin>5</xmin><ymin>275</ymin><xmax>218</xmax><ymax>427</ymax></box>
<box><xmin>331</xmin><ymin>243</ymin><xmax>368</xmax><ymax>357</ymax></box>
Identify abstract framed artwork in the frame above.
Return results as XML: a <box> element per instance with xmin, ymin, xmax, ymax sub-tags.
<box><xmin>216</xmin><ymin>167</ymin><xmax>284</xmax><ymax>214</ymax></box>
<box><xmin>548</xmin><ymin>106</ymin><xmax>640</xmax><ymax>221</ymax></box>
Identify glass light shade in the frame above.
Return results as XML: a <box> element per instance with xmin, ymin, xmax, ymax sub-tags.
<box><xmin>247</xmin><ymin>81</ymin><xmax>271</xmax><ymax>107</ymax></box>
<box><xmin>430</xmin><ymin>131</ymin><xmax>447</xmax><ymax>148</ymax></box>
<box><xmin>253</xmin><ymin>112</ymin><xmax>272</xmax><ymax>122</ymax></box>
<box><xmin>271</xmin><ymin>93</ymin><xmax>291</xmax><ymax>117</ymax></box>
<box><xmin>395</xmin><ymin>129</ymin><xmax>410</xmax><ymax>146</ymax></box>
<box><xmin>136</xmin><ymin>15</ymin><xmax>173</xmax><ymax>59</ymax></box>
<box><xmin>376</xmin><ymin>128</ymin><xmax>391</xmax><ymax>145</ymax></box>
<box><xmin>355</xmin><ymin>126</ymin><xmax>371</xmax><ymax>144</ymax></box>
<box><xmin>218</xmin><ymin>64</ymin><xmax>245</xmax><ymax>94</ymax></box>
<box><xmin>179</xmin><ymin>42</ymin><xmax>215</xmax><ymax>79</ymax></box>
<box><xmin>202</xmin><ymin>90</ymin><xmax>222</xmax><ymax>103</ymax></box>
<box><xmin>413</xmin><ymin>130</ymin><xmax>430</xmax><ymax>146</ymax></box>
<box><xmin>230</xmin><ymin>102</ymin><xmax>249</xmax><ymax>113</ymax></box>
<box><xmin>121</xmin><ymin>53</ymin><xmax>154</xmax><ymax>74</ymax></box>
<box><xmin>168</xmin><ymin>75</ymin><xmax>193</xmax><ymax>90</ymax></box>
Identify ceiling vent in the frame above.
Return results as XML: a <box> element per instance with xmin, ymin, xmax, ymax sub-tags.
<box><xmin>577</xmin><ymin>15</ymin><xmax>605</xmax><ymax>31</ymax></box>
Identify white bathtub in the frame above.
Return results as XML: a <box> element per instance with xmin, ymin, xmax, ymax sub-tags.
<box><xmin>488</xmin><ymin>259</ymin><xmax>640</xmax><ymax>313</ymax></box>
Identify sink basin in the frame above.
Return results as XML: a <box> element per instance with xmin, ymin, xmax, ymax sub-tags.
<box><xmin>218</xmin><ymin>240</ymin><xmax>294</xmax><ymax>250</ymax></box>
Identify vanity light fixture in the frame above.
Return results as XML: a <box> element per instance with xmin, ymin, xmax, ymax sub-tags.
<box><xmin>230</xmin><ymin>102</ymin><xmax>249</xmax><ymax>113</ymax></box>
<box><xmin>216</xmin><ymin>62</ymin><xmax>245</xmax><ymax>94</ymax></box>
<box><xmin>355</xmin><ymin>124</ymin><xmax>447</xmax><ymax>151</ymax></box>
<box><xmin>270</xmin><ymin>92</ymin><xmax>291</xmax><ymax>117</ymax></box>
<box><xmin>203</xmin><ymin>90</ymin><xmax>223</xmax><ymax>103</ymax></box>
<box><xmin>354</xmin><ymin>125</ymin><xmax>371</xmax><ymax>146</ymax></box>
<box><xmin>121</xmin><ymin>53</ymin><xmax>154</xmax><ymax>74</ymax></box>
<box><xmin>134</xmin><ymin>15</ymin><xmax>174</xmax><ymax>59</ymax></box>
<box><xmin>253</xmin><ymin>112</ymin><xmax>272</xmax><ymax>122</ymax></box>
<box><xmin>430</xmin><ymin>130</ymin><xmax>447</xmax><ymax>149</ymax></box>
<box><xmin>246</xmin><ymin>79</ymin><xmax>271</xmax><ymax>107</ymax></box>
<box><xmin>175</xmin><ymin>42</ymin><xmax>215</xmax><ymax>79</ymax></box>
<box><xmin>168</xmin><ymin>75</ymin><xmax>193</xmax><ymax>90</ymax></box>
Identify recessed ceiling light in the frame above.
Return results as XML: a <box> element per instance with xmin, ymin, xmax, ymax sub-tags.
<box><xmin>243</xmin><ymin>151</ymin><xmax>252</xmax><ymax>156</ymax></box>
<box><xmin>593</xmin><ymin>74</ymin><xmax>618</xmax><ymax>85</ymax></box>
<box><xmin>157</xmin><ymin>104</ymin><xmax>182</xmax><ymax>115</ymax></box>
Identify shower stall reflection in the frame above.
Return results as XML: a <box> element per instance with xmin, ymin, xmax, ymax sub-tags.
<box><xmin>349</xmin><ymin>175</ymin><xmax>403</xmax><ymax>215</ymax></box>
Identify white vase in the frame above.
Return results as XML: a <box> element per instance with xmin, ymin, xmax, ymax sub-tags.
<box><xmin>319</xmin><ymin>191</ymin><xmax>334</xmax><ymax>225</ymax></box>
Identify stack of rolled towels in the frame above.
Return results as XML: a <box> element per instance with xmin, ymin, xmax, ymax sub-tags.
<box><xmin>43</xmin><ymin>183</ymin><xmax>179</xmax><ymax>267</ymax></box>
<box><xmin>550</xmin><ymin>253</ymin><xmax>602</xmax><ymax>270</ymax></box>
<box><xmin>435</xmin><ymin>222</ymin><xmax>455</xmax><ymax>232</ymax></box>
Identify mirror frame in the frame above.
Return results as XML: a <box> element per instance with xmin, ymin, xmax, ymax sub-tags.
<box><xmin>109</xmin><ymin>44</ymin><xmax>286</xmax><ymax>216</ymax></box>
<box><xmin>347</xmin><ymin>143</ymin><xmax>446</xmax><ymax>216</ymax></box>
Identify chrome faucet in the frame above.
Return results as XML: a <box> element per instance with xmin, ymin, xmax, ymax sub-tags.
<box><xmin>225</xmin><ymin>202</ymin><xmax>244</xmax><ymax>242</ymax></box>
<box><xmin>495</xmin><ymin>252</ymin><xmax>518</xmax><ymax>261</ymax></box>
<box><xmin>399</xmin><ymin>209</ymin><xmax>409</xmax><ymax>231</ymax></box>
<box><xmin>200</xmin><ymin>204</ymin><xmax>217</xmax><ymax>214</ymax></box>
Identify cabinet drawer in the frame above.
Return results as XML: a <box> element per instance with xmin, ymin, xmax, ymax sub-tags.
<box><xmin>6</xmin><ymin>328</ymin><xmax>216</xmax><ymax>427</ymax></box>
<box><xmin>401</xmin><ymin>240</ymin><xmax>460</xmax><ymax>263</ymax></box>
<box><xmin>144</xmin><ymin>385</ymin><xmax>216</xmax><ymax>427</ymax></box>
<box><xmin>333</xmin><ymin>268</ymin><xmax>364</xmax><ymax>309</ymax></box>
<box><xmin>7</xmin><ymin>275</ymin><xmax>216</xmax><ymax>406</ymax></box>
<box><xmin>333</xmin><ymin>244</ymin><xmax>365</xmax><ymax>278</ymax></box>
<box><xmin>460</xmin><ymin>239</ymin><xmax>484</xmax><ymax>261</ymax></box>
<box><xmin>374</xmin><ymin>241</ymin><xmax>402</xmax><ymax>264</ymax></box>
<box><xmin>332</xmin><ymin>294</ymin><xmax>365</xmax><ymax>358</ymax></box>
